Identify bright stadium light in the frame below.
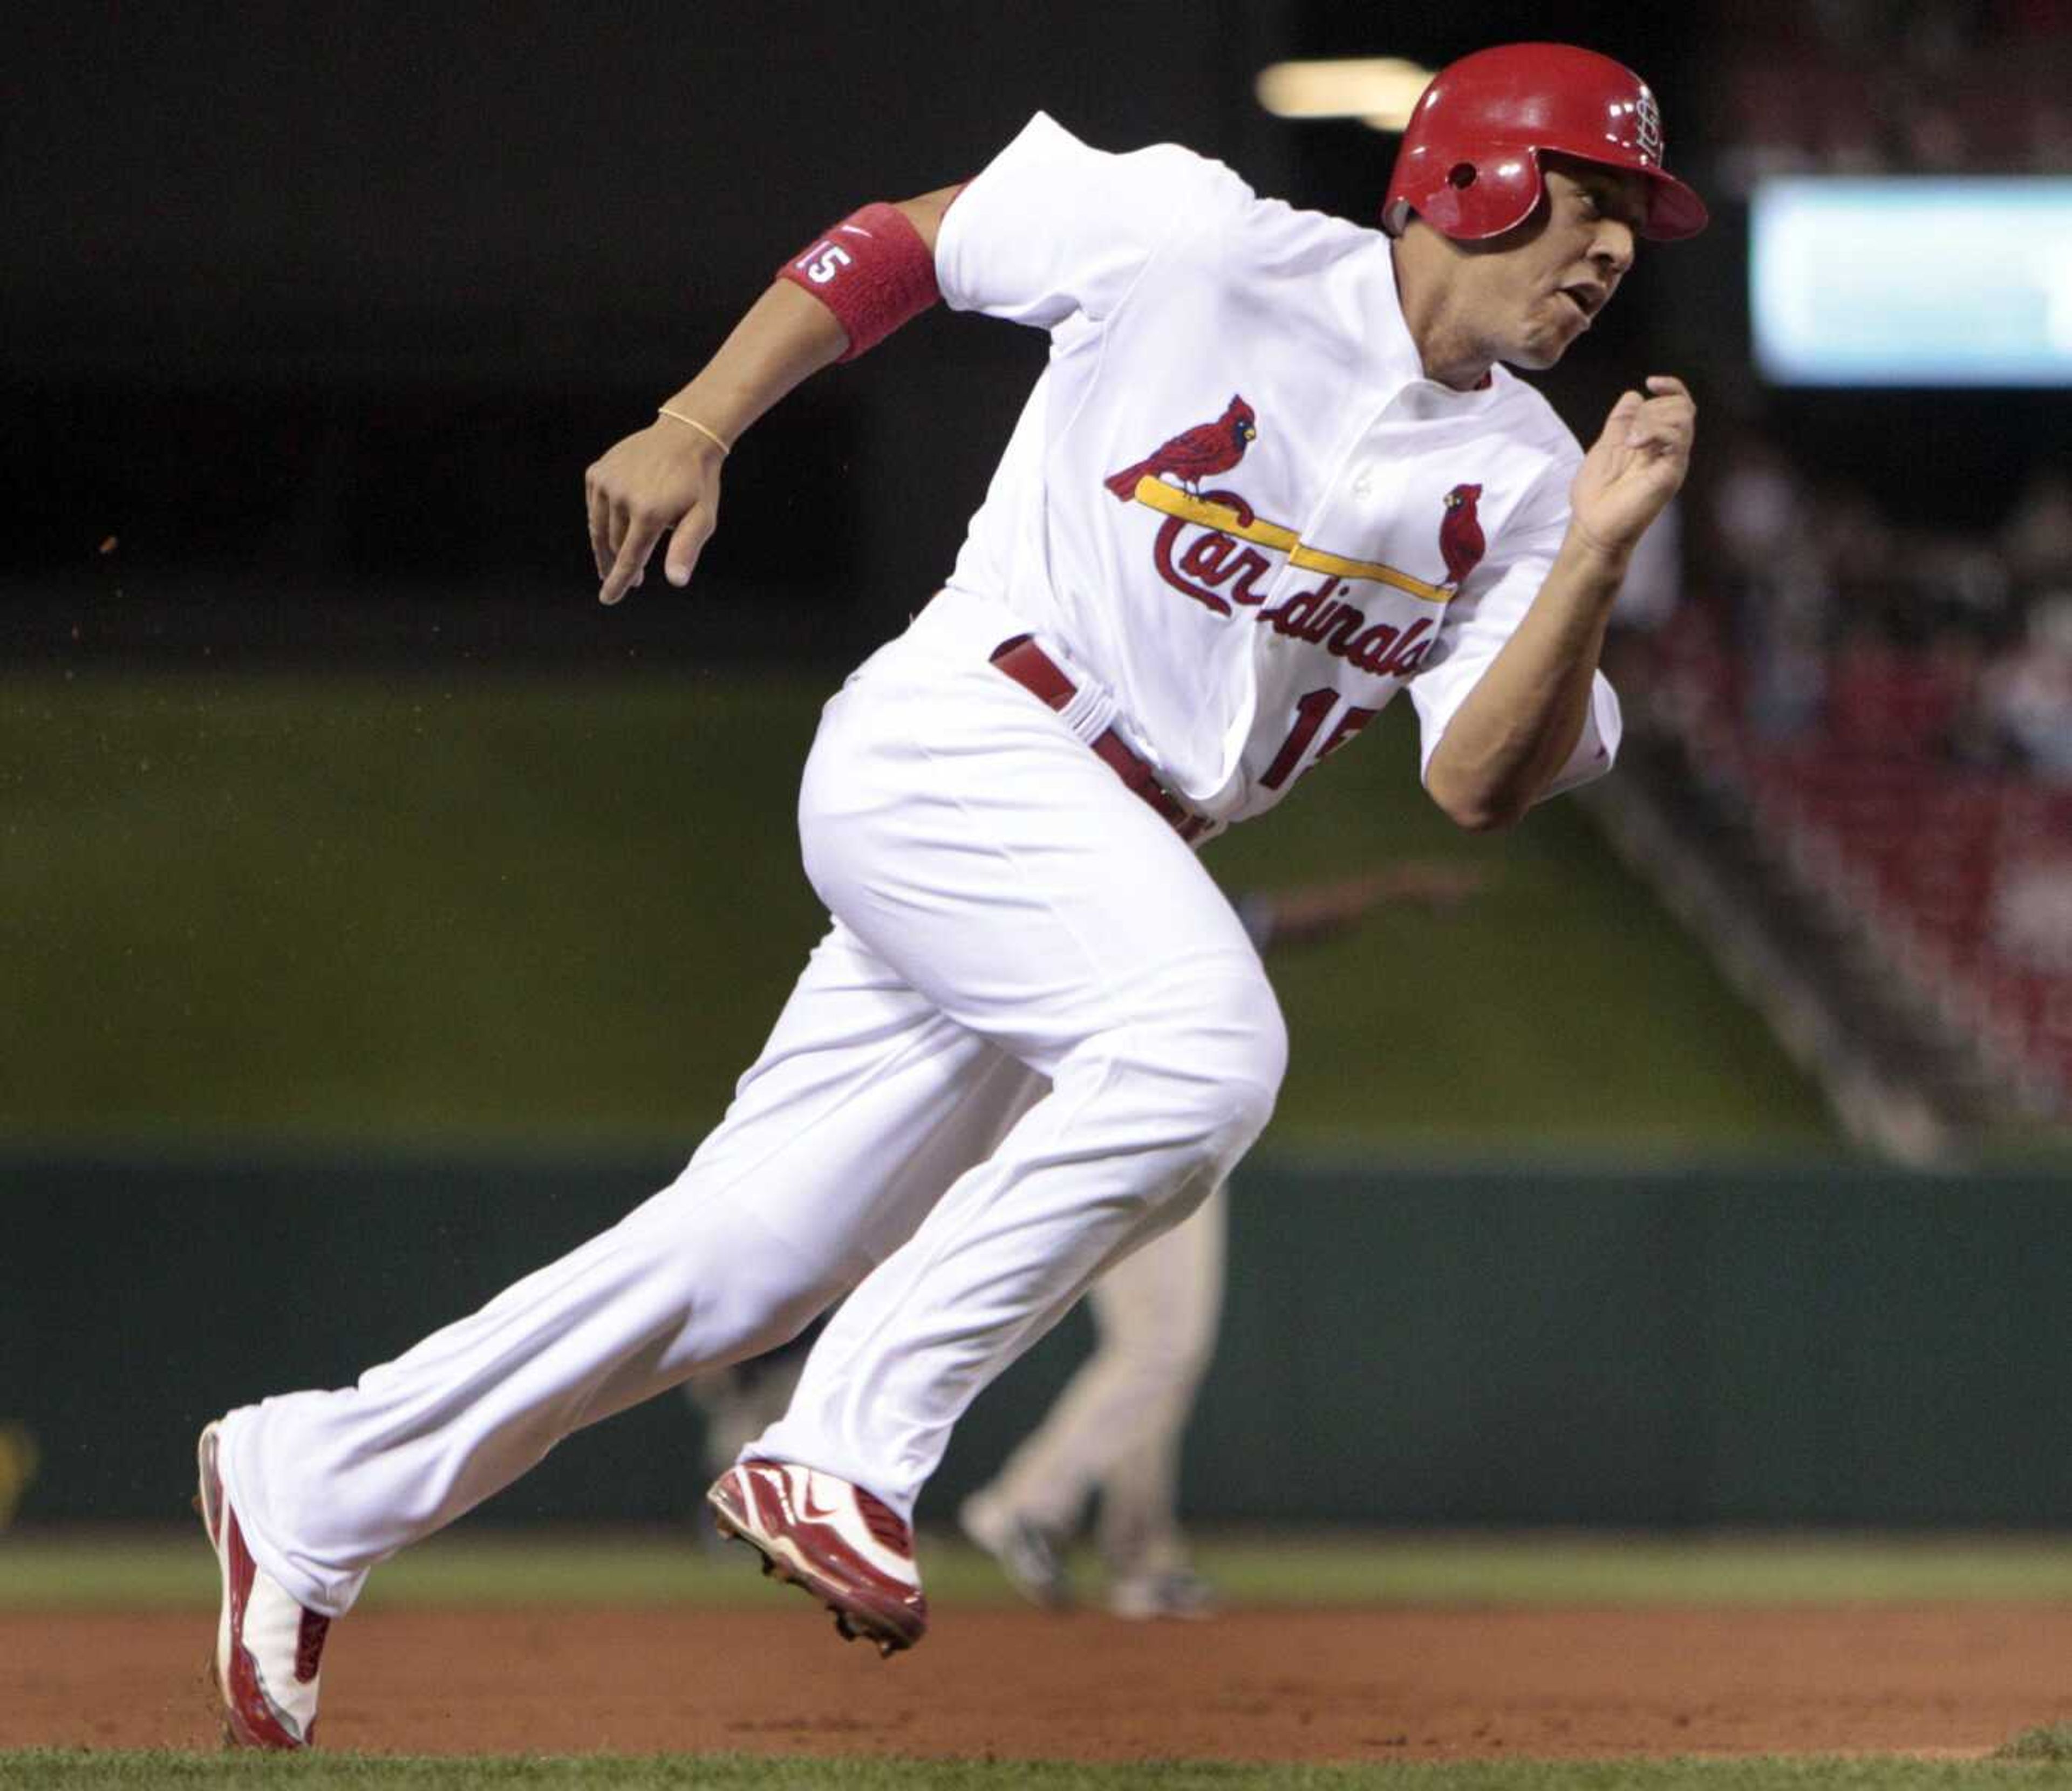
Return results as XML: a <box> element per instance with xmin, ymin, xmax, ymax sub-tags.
<box><xmin>1254</xmin><ymin>58</ymin><xmax>1435</xmax><ymax>132</ymax></box>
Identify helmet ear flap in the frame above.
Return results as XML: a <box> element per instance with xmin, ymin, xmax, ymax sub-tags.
<box><xmin>1389</xmin><ymin>149</ymin><xmax>1544</xmax><ymax>242</ymax></box>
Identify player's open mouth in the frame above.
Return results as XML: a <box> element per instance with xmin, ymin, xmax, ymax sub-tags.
<box><xmin>1558</xmin><ymin>284</ymin><xmax>1601</xmax><ymax>324</ymax></box>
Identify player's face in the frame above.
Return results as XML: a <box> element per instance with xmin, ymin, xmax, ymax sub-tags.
<box><xmin>1462</xmin><ymin>159</ymin><xmax>1646</xmax><ymax>371</ymax></box>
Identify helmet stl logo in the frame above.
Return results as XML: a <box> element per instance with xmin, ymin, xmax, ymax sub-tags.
<box><xmin>1633</xmin><ymin>92</ymin><xmax>1664</xmax><ymax>163</ymax></box>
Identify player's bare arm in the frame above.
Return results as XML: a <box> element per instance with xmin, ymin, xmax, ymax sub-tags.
<box><xmin>584</xmin><ymin>184</ymin><xmax>963</xmax><ymax>607</ymax></box>
<box><xmin>1423</xmin><ymin>375</ymin><xmax>1694</xmax><ymax>831</ymax></box>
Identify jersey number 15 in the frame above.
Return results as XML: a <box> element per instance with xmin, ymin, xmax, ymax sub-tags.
<box><xmin>1260</xmin><ymin>688</ymin><xmax>1377</xmax><ymax>792</ymax></box>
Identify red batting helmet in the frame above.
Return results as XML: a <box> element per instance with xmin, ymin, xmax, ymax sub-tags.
<box><xmin>1381</xmin><ymin>43</ymin><xmax>1708</xmax><ymax>243</ymax></box>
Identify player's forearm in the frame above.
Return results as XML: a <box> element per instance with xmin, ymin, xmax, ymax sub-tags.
<box><xmin>660</xmin><ymin>188</ymin><xmax>961</xmax><ymax>448</ymax></box>
<box><xmin>588</xmin><ymin>187</ymin><xmax>964</xmax><ymax>605</ymax></box>
<box><xmin>1422</xmin><ymin>532</ymin><xmax>1625</xmax><ymax>831</ymax></box>
<box><xmin>661</xmin><ymin>283</ymin><xmax>849</xmax><ymax>449</ymax></box>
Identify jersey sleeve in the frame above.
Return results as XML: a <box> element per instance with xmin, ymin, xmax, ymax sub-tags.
<box><xmin>935</xmin><ymin>112</ymin><xmax>1253</xmax><ymax>331</ymax></box>
<box><xmin>1406</xmin><ymin>488</ymin><xmax>1624</xmax><ymax>805</ymax></box>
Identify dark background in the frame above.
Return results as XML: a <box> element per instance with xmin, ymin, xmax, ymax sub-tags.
<box><xmin>5</xmin><ymin>0</ymin><xmax>1722</xmax><ymax>669</ymax></box>
<box><xmin>12</xmin><ymin>3</ymin><xmax>2056</xmax><ymax>660</ymax></box>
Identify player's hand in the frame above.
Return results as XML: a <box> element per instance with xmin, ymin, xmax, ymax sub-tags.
<box><xmin>1567</xmin><ymin>375</ymin><xmax>1695</xmax><ymax>566</ymax></box>
<box><xmin>583</xmin><ymin>420</ymin><xmax>726</xmax><ymax>607</ymax></box>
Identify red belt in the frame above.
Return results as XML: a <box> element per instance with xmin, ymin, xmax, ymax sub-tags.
<box><xmin>990</xmin><ymin>635</ymin><xmax>1212</xmax><ymax>844</ymax></box>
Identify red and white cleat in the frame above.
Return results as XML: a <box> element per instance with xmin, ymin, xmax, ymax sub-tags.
<box><xmin>707</xmin><ymin>1459</ymin><xmax>928</xmax><ymax>1656</ymax></box>
<box><xmin>195</xmin><ymin>1421</ymin><xmax>330</xmax><ymax>1748</ymax></box>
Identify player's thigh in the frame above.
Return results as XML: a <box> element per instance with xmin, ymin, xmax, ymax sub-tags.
<box><xmin>660</xmin><ymin>919</ymin><xmax>1044</xmax><ymax>1278</ymax></box>
<box><xmin>799</xmin><ymin>651</ymin><xmax>1278</xmax><ymax>1084</ymax></box>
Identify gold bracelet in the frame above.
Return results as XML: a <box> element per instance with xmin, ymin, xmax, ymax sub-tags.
<box><xmin>656</xmin><ymin>407</ymin><xmax>732</xmax><ymax>455</ymax></box>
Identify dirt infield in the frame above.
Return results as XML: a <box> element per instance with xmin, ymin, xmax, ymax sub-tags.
<box><xmin>9</xmin><ymin>1605</ymin><xmax>2070</xmax><ymax>1761</ymax></box>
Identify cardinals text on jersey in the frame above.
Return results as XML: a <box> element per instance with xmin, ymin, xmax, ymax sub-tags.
<box><xmin>935</xmin><ymin>112</ymin><xmax>1620</xmax><ymax>824</ymax></box>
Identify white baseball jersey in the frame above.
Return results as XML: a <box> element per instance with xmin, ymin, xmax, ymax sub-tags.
<box><xmin>936</xmin><ymin>112</ymin><xmax>1621</xmax><ymax>825</ymax></box>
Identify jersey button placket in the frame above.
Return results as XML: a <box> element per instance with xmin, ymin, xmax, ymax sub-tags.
<box><xmin>1254</xmin><ymin>405</ymin><xmax>1385</xmax><ymax>668</ymax></box>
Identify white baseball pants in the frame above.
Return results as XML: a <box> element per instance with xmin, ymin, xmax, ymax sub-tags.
<box><xmin>216</xmin><ymin>589</ymin><xmax>1285</xmax><ymax>1618</ymax></box>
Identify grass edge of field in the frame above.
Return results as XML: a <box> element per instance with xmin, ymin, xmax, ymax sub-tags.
<box><xmin>3</xmin><ymin>1734</ymin><xmax>2072</xmax><ymax>1790</ymax></box>
<box><xmin>11</xmin><ymin>1528</ymin><xmax>2072</xmax><ymax>1612</ymax></box>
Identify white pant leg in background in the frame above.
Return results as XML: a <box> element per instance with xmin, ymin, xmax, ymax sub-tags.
<box><xmin>1089</xmin><ymin>1180</ymin><xmax>1226</xmax><ymax>1578</ymax></box>
<box><xmin>967</xmin><ymin>1181</ymin><xmax>1226</xmax><ymax>1576</ymax></box>
<box><xmin>218</xmin><ymin>590</ymin><xmax>1284</xmax><ymax>1612</ymax></box>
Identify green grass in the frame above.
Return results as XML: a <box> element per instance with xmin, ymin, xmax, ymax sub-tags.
<box><xmin>7</xmin><ymin>1750</ymin><xmax>2072</xmax><ymax>1789</ymax></box>
<box><xmin>3</xmin><ymin>670</ymin><xmax>1831</xmax><ymax>1153</ymax></box>
<box><xmin>2000</xmin><ymin>1729</ymin><xmax>2072</xmax><ymax>1763</ymax></box>
<box><xmin>10</xmin><ymin>1528</ymin><xmax>2072</xmax><ymax>1613</ymax></box>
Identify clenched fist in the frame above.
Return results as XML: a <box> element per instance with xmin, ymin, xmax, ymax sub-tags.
<box><xmin>1569</xmin><ymin>375</ymin><xmax>1695</xmax><ymax>565</ymax></box>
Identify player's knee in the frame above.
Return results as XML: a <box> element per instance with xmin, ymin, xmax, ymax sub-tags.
<box><xmin>630</xmin><ymin>1194</ymin><xmax>853</xmax><ymax>1373</ymax></box>
<box><xmin>1199</xmin><ymin>973</ymin><xmax>1287</xmax><ymax>1143</ymax></box>
<box><xmin>1143</xmin><ymin>972</ymin><xmax>1286</xmax><ymax>1161</ymax></box>
<box><xmin>663</xmin><ymin>1260</ymin><xmax>840</xmax><ymax>1378</ymax></box>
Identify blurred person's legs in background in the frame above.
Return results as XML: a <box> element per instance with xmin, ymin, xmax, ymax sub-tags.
<box><xmin>960</xmin><ymin>1184</ymin><xmax>1224</xmax><ymax>1616</ymax></box>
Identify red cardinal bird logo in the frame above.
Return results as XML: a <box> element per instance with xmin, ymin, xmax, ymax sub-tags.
<box><xmin>1105</xmin><ymin>395</ymin><xmax>1258</xmax><ymax>500</ymax></box>
<box><xmin>1439</xmin><ymin>482</ymin><xmax>1485</xmax><ymax>586</ymax></box>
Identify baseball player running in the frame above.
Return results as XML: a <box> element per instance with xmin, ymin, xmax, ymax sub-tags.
<box><xmin>197</xmin><ymin>43</ymin><xmax>1702</xmax><ymax>1747</ymax></box>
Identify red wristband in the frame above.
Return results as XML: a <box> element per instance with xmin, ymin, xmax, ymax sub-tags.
<box><xmin>776</xmin><ymin>203</ymin><xmax>940</xmax><ymax>363</ymax></box>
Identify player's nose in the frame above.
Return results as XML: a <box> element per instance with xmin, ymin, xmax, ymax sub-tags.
<box><xmin>1590</xmin><ymin>219</ymin><xmax>1635</xmax><ymax>279</ymax></box>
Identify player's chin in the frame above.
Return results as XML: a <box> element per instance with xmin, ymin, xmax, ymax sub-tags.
<box><xmin>1503</xmin><ymin>336</ymin><xmax>1568</xmax><ymax>373</ymax></box>
<box><xmin>1523</xmin><ymin>318</ymin><xmax>1590</xmax><ymax>369</ymax></box>
<box><xmin>1507</xmin><ymin>306</ymin><xmax>1588</xmax><ymax>372</ymax></box>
